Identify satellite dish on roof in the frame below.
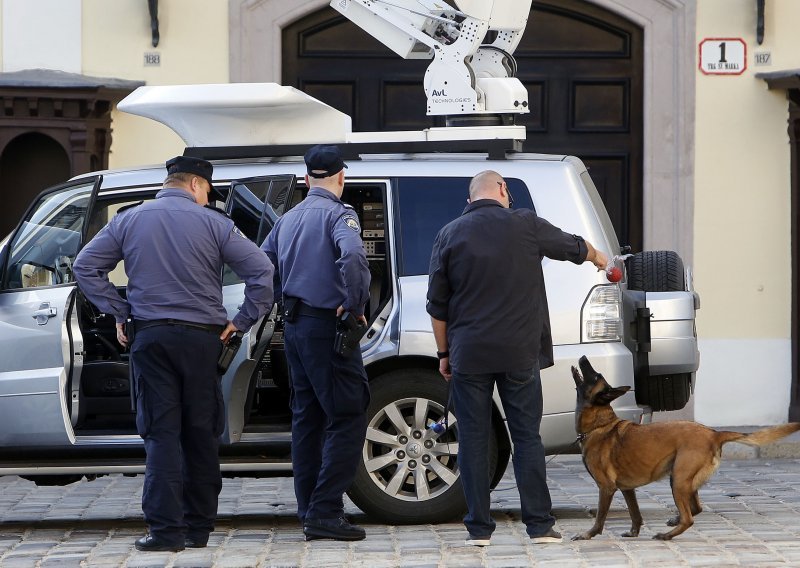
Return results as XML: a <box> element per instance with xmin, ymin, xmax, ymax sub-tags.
<box><xmin>118</xmin><ymin>83</ymin><xmax>353</xmax><ymax>148</ymax></box>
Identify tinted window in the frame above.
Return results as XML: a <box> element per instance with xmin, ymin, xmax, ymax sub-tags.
<box><xmin>3</xmin><ymin>182</ymin><xmax>94</xmax><ymax>289</ymax></box>
<box><xmin>394</xmin><ymin>177</ymin><xmax>533</xmax><ymax>276</ymax></box>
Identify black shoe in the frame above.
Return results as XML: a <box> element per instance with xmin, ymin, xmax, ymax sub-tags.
<box><xmin>303</xmin><ymin>517</ymin><xmax>366</xmax><ymax>541</ymax></box>
<box><xmin>185</xmin><ymin>537</ymin><xmax>208</xmax><ymax>549</ymax></box>
<box><xmin>134</xmin><ymin>534</ymin><xmax>185</xmax><ymax>552</ymax></box>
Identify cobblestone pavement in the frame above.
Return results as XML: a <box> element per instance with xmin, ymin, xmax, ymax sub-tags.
<box><xmin>1</xmin><ymin>455</ymin><xmax>800</xmax><ymax>567</ymax></box>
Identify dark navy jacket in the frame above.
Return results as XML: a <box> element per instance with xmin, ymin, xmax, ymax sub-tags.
<box><xmin>261</xmin><ymin>187</ymin><xmax>369</xmax><ymax>315</ymax></box>
<box><xmin>426</xmin><ymin>199</ymin><xmax>588</xmax><ymax>373</ymax></box>
<box><xmin>74</xmin><ymin>188</ymin><xmax>273</xmax><ymax>331</ymax></box>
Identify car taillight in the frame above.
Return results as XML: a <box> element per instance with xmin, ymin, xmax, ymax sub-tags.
<box><xmin>582</xmin><ymin>284</ymin><xmax>622</xmax><ymax>342</ymax></box>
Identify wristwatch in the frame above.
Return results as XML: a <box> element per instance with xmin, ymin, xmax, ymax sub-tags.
<box><xmin>436</xmin><ymin>350</ymin><xmax>450</xmax><ymax>359</ymax></box>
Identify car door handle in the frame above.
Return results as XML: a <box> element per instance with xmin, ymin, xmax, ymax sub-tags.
<box><xmin>32</xmin><ymin>303</ymin><xmax>57</xmax><ymax>325</ymax></box>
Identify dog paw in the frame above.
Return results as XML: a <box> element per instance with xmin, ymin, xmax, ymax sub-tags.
<box><xmin>621</xmin><ymin>531</ymin><xmax>639</xmax><ymax>538</ymax></box>
<box><xmin>666</xmin><ymin>516</ymin><xmax>680</xmax><ymax>527</ymax></box>
<box><xmin>652</xmin><ymin>533</ymin><xmax>672</xmax><ymax>541</ymax></box>
<box><xmin>571</xmin><ymin>533</ymin><xmax>593</xmax><ymax>541</ymax></box>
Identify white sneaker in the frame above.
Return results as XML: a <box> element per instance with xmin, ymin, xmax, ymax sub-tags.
<box><xmin>465</xmin><ymin>535</ymin><xmax>491</xmax><ymax>547</ymax></box>
<box><xmin>530</xmin><ymin>528</ymin><xmax>562</xmax><ymax>544</ymax></box>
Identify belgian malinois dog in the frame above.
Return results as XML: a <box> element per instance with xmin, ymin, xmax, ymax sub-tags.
<box><xmin>571</xmin><ymin>355</ymin><xmax>800</xmax><ymax>540</ymax></box>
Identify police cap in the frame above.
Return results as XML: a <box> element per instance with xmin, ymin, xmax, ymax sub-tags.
<box><xmin>305</xmin><ymin>144</ymin><xmax>348</xmax><ymax>179</ymax></box>
<box><xmin>166</xmin><ymin>156</ymin><xmax>224</xmax><ymax>200</ymax></box>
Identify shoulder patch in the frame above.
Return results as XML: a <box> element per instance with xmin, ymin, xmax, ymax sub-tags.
<box><xmin>232</xmin><ymin>225</ymin><xmax>248</xmax><ymax>239</ymax></box>
<box><xmin>342</xmin><ymin>214</ymin><xmax>361</xmax><ymax>233</ymax></box>
<box><xmin>204</xmin><ymin>204</ymin><xmax>231</xmax><ymax>218</ymax></box>
<box><xmin>116</xmin><ymin>200</ymin><xmax>143</xmax><ymax>215</ymax></box>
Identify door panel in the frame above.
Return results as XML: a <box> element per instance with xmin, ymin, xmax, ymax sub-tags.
<box><xmin>0</xmin><ymin>177</ymin><xmax>101</xmax><ymax>446</ymax></box>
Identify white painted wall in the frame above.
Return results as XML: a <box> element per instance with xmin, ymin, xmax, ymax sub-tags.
<box><xmin>1</xmin><ymin>0</ymin><xmax>81</xmax><ymax>73</ymax></box>
<box><xmin>695</xmin><ymin>339</ymin><xmax>793</xmax><ymax>426</ymax></box>
<box><xmin>693</xmin><ymin>0</ymin><xmax>798</xmax><ymax>426</ymax></box>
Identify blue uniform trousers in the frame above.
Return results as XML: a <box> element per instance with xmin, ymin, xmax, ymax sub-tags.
<box><xmin>284</xmin><ymin>314</ymin><xmax>370</xmax><ymax>521</ymax></box>
<box><xmin>131</xmin><ymin>325</ymin><xmax>225</xmax><ymax>546</ymax></box>
<box><xmin>450</xmin><ymin>366</ymin><xmax>555</xmax><ymax>538</ymax></box>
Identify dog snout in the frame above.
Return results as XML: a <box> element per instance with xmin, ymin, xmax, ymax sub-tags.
<box><xmin>571</xmin><ymin>366</ymin><xmax>583</xmax><ymax>387</ymax></box>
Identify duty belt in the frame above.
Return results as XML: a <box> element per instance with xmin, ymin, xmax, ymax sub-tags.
<box><xmin>134</xmin><ymin>318</ymin><xmax>225</xmax><ymax>335</ymax></box>
<box><xmin>296</xmin><ymin>303</ymin><xmax>337</xmax><ymax>319</ymax></box>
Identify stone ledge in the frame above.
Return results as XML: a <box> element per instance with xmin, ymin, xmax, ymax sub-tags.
<box><xmin>719</xmin><ymin>426</ymin><xmax>800</xmax><ymax>459</ymax></box>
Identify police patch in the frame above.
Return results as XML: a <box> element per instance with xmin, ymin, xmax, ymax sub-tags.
<box><xmin>343</xmin><ymin>215</ymin><xmax>361</xmax><ymax>232</ymax></box>
<box><xmin>233</xmin><ymin>226</ymin><xmax>247</xmax><ymax>239</ymax></box>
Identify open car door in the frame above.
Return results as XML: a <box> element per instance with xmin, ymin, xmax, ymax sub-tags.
<box><xmin>0</xmin><ymin>176</ymin><xmax>102</xmax><ymax>446</ymax></box>
<box><xmin>223</xmin><ymin>175</ymin><xmax>296</xmax><ymax>355</ymax></box>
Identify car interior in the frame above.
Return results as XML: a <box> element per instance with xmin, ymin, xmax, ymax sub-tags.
<box><xmin>70</xmin><ymin>180</ymin><xmax>392</xmax><ymax>436</ymax></box>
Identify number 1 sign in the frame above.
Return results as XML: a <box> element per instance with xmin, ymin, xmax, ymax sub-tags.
<box><xmin>699</xmin><ymin>38</ymin><xmax>747</xmax><ymax>75</ymax></box>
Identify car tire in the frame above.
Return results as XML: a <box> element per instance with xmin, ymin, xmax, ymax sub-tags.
<box><xmin>625</xmin><ymin>250</ymin><xmax>685</xmax><ymax>292</ymax></box>
<box><xmin>348</xmin><ymin>368</ymin><xmax>498</xmax><ymax>524</ymax></box>
<box><xmin>626</xmin><ymin>250</ymin><xmax>692</xmax><ymax>411</ymax></box>
<box><xmin>639</xmin><ymin>373</ymin><xmax>693</xmax><ymax>412</ymax></box>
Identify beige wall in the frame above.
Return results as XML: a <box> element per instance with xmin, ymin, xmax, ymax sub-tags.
<box><xmin>693</xmin><ymin>0</ymin><xmax>799</xmax><ymax>425</ymax></box>
<box><xmin>694</xmin><ymin>1</ymin><xmax>795</xmax><ymax>339</ymax></box>
<box><xmin>81</xmin><ymin>0</ymin><xmax>230</xmax><ymax>169</ymax></box>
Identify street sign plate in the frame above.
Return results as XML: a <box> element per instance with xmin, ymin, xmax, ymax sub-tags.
<box><xmin>699</xmin><ymin>38</ymin><xmax>746</xmax><ymax>75</ymax></box>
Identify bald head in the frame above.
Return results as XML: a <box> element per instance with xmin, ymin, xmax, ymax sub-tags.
<box><xmin>468</xmin><ymin>170</ymin><xmax>511</xmax><ymax>208</ymax></box>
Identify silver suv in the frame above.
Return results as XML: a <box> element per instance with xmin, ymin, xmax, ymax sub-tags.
<box><xmin>0</xmin><ymin>150</ymin><xmax>699</xmax><ymax>524</ymax></box>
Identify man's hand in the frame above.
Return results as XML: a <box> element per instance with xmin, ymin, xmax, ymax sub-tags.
<box><xmin>337</xmin><ymin>305</ymin><xmax>367</xmax><ymax>326</ymax></box>
<box><xmin>116</xmin><ymin>322</ymin><xmax>128</xmax><ymax>348</ymax></box>
<box><xmin>220</xmin><ymin>321</ymin><xmax>240</xmax><ymax>343</ymax></box>
<box><xmin>593</xmin><ymin>250</ymin><xmax>609</xmax><ymax>271</ymax></box>
<box><xmin>585</xmin><ymin>240</ymin><xmax>609</xmax><ymax>271</ymax></box>
<box><xmin>439</xmin><ymin>357</ymin><xmax>452</xmax><ymax>381</ymax></box>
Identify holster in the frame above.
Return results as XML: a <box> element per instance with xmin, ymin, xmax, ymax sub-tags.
<box><xmin>334</xmin><ymin>312</ymin><xmax>367</xmax><ymax>357</ymax></box>
<box><xmin>124</xmin><ymin>318</ymin><xmax>136</xmax><ymax>345</ymax></box>
<box><xmin>283</xmin><ymin>296</ymin><xmax>300</xmax><ymax>323</ymax></box>
<box><xmin>217</xmin><ymin>332</ymin><xmax>242</xmax><ymax>374</ymax></box>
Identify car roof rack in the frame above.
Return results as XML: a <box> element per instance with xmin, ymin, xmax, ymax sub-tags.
<box><xmin>183</xmin><ymin>138</ymin><xmax>522</xmax><ymax>162</ymax></box>
<box><xmin>118</xmin><ymin>83</ymin><xmax>526</xmax><ymax>161</ymax></box>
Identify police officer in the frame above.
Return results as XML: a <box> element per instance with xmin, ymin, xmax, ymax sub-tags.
<box><xmin>73</xmin><ymin>156</ymin><xmax>273</xmax><ymax>552</ymax></box>
<box><xmin>261</xmin><ymin>144</ymin><xmax>370</xmax><ymax>541</ymax></box>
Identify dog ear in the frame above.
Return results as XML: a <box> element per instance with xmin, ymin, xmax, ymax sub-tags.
<box><xmin>594</xmin><ymin>386</ymin><xmax>631</xmax><ymax>405</ymax></box>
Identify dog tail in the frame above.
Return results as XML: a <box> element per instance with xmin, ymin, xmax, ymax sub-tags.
<box><xmin>718</xmin><ymin>423</ymin><xmax>800</xmax><ymax>447</ymax></box>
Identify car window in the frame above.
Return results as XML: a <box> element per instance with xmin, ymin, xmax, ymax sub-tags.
<box><xmin>394</xmin><ymin>177</ymin><xmax>533</xmax><ymax>276</ymax></box>
<box><xmin>2</xmin><ymin>182</ymin><xmax>94</xmax><ymax>289</ymax></box>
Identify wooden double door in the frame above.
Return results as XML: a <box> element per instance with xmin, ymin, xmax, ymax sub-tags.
<box><xmin>282</xmin><ymin>0</ymin><xmax>644</xmax><ymax>252</ymax></box>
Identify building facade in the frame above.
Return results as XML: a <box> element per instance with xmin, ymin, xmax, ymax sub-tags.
<box><xmin>0</xmin><ymin>0</ymin><xmax>797</xmax><ymax>427</ymax></box>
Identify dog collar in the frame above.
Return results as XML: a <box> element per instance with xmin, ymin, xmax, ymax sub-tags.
<box><xmin>576</xmin><ymin>433</ymin><xmax>588</xmax><ymax>443</ymax></box>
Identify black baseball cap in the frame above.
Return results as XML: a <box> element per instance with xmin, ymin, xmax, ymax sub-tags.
<box><xmin>166</xmin><ymin>156</ymin><xmax>223</xmax><ymax>199</ymax></box>
<box><xmin>304</xmin><ymin>144</ymin><xmax>348</xmax><ymax>179</ymax></box>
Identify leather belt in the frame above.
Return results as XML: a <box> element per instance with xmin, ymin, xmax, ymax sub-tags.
<box><xmin>134</xmin><ymin>319</ymin><xmax>225</xmax><ymax>335</ymax></box>
<box><xmin>296</xmin><ymin>303</ymin><xmax>337</xmax><ymax>319</ymax></box>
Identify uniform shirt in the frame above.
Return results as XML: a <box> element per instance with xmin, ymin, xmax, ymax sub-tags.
<box><xmin>74</xmin><ymin>188</ymin><xmax>274</xmax><ymax>331</ymax></box>
<box><xmin>426</xmin><ymin>199</ymin><xmax>589</xmax><ymax>374</ymax></box>
<box><xmin>261</xmin><ymin>187</ymin><xmax>369</xmax><ymax>314</ymax></box>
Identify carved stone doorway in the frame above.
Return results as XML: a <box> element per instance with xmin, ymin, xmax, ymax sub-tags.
<box><xmin>0</xmin><ymin>69</ymin><xmax>141</xmax><ymax>235</ymax></box>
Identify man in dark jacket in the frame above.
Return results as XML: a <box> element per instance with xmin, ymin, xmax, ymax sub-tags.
<box><xmin>426</xmin><ymin>170</ymin><xmax>608</xmax><ymax>546</ymax></box>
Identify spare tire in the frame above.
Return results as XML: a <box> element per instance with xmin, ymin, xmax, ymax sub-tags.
<box><xmin>625</xmin><ymin>250</ymin><xmax>685</xmax><ymax>292</ymax></box>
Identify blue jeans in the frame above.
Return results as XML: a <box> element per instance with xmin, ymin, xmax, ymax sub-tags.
<box><xmin>451</xmin><ymin>366</ymin><xmax>554</xmax><ymax>538</ymax></box>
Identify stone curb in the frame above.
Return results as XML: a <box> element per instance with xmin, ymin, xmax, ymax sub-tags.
<box><xmin>719</xmin><ymin>426</ymin><xmax>800</xmax><ymax>459</ymax></box>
